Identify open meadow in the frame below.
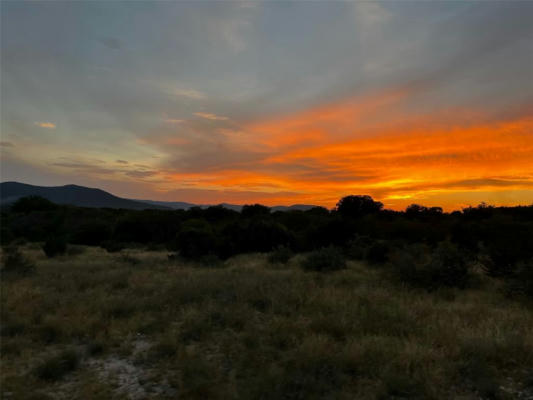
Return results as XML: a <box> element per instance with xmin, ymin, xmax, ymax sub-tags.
<box><xmin>2</xmin><ymin>244</ymin><xmax>532</xmax><ymax>400</ymax></box>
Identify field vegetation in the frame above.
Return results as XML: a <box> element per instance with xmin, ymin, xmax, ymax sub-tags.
<box><xmin>1</xmin><ymin>195</ymin><xmax>533</xmax><ymax>399</ymax></box>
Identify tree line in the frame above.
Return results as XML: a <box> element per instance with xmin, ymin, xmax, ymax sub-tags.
<box><xmin>1</xmin><ymin>194</ymin><xmax>532</xmax><ymax>295</ymax></box>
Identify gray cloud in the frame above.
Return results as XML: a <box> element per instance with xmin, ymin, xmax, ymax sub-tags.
<box><xmin>98</xmin><ymin>36</ymin><xmax>122</xmax><ymax>50</ymax></box>
<box><xmin>1</xmin><ymin>1</ymin><xmax>532</xmax><ymax>205</ymax></box>
<box><xmin>125</xmin><ymin>170</ymin><xmax>157</xmax><ymax>178</ymax></box>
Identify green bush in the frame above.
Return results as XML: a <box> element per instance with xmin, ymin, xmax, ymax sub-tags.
<box><xmin>427</xmin><ymin>241</ymin><xmax>470</xmax><ymax>288</ymax></box>
<box><xmin>101</xmin><ymin>240</ymin><xmax>125</xmax><ymax>253</ymax></box>
<box><xmin>120</xmin><ymin>253</ymin><xmax>141</xmax><ymax>265</ymax></box>
<box><xmin>11</xmin><ymin>196</ymin><xmax>57</xmax><ymax>213</ymax></box>
<box><xmin>171</xmin><ymin>219</ymin><xmax>216</xmax><ymax>259</ymax></box>
<box><xmin>391</xmin><ymin>242</ymin><xmax>469</xmax><ymax>290</ymax></box>
<box><xmin>302</xmin><ymin>246</ymin><xmax>346</xmax><ymax>272</ymax></box>
<box><xmin>195</xmin><ymin>254</ymin><xmax>223</xmax><ymax>268</ymax></box>
<box><xmin>72</xmin><ymin>221</ymin><xmax>112</xmax><ymax>246</ymax></box>
<box><xmin>33</xmin><ymin>349</ymin><xmax>79</xmax><ymax>381</ymax></box>
<box><xmin>507</xmin><ymin>258</ymin><xmax>533</xmax><ymax>298</ymax></box>
<box><xmin>42</xmin><ymin>236</ymin><xmax>67</xmax><ymax>258</ymax></box>
<box><xmin>365</xmin><ymin>241</ymin><xmax>390</xmax><ymax>265</ymax></box>
<box><xmin>1</xmin><ymin>246</ymin><xmax>35</xmax><ymax>275</ymax></box>
<box><xmin>66</xmin><ymin>244</ymin><xmax>85</xmax><ymax>256</ymax></box>
<box><xmin>345</xmin><ymin>236</ymin><xmax>373</xmax><ymax>260</ymax></box>
<box><xmin>268</xmin><ymin>246</ymin><xmax>293</xmax><ymax>264</ymax></box>
<box><xmin>86</xmin><ymin>340</ymin><xmax>105</xmax><ymax>356</ymax></box>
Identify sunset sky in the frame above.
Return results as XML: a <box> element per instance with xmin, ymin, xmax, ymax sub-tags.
<box><xmin>1</xmin><ymin>1</ymin><xmax>532</xmax><ymax>210</ymax></box>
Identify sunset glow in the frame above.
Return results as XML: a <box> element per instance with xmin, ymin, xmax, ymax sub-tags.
<box><xmin>2</xmin><ymin>1</ymin><xmax>532</xmax><ymax>210</ymax></box>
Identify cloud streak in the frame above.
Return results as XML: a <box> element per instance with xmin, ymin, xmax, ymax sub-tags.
<box><xmin>2</xmin><ymin>1</ymin><xmax>532</xmax><ymax>210</ymax></box>
<box><xmin>194</xmin><ymin>112</ymin><xmax>229</xmax><ymax>121</ymax></box>
<box><xmin>34</xmin><ymin>122</ymin><xmax>56</xmax><ymax>129</ymax></box>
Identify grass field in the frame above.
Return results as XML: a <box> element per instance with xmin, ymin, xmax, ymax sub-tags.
<box><xmin>1</xmin><ymin>245</ymin><xmax>533</xmax><ymax>399</ymax></box>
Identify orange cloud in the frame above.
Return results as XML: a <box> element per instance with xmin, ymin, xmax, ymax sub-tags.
<box><xmin>153</xmin><ymin>90</ymin><xmax>533</xmax><ymax>209</ymax></box>
<box><xmin>55</xmin><ymin>87</ymin><xmax>530</xmax><ymax>210</ymax></box>
<box><xmin>34</xmin><ymin>122</ymin><xmax>56</xmax><ymax>129</ymax></box>
<box><xmin>194</xmin><ymin>112</ymin><xmax>229</xmax><ymax>121</ymax></box>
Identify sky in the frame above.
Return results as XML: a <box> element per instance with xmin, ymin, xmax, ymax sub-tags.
<box><xmin>1</xmin><ymin>1</ymin><xmax>532</xmax><ymax>210</ymax></box>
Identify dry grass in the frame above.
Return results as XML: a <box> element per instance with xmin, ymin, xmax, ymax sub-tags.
<box><xmin>1</xmin><ymin>245</ymin><xmax>532</xmax><ymax>399</ymax></box>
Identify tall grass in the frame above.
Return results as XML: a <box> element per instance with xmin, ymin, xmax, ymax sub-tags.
<box><xmin>1</xmin><ymin>245</ymin><xmax>532</xmax><ymax>399</ymax></box>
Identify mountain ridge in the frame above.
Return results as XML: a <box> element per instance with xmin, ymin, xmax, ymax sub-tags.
<box><xmin>0</xmin><ymin>182</ymin><xmax>318</xmax><ymax>211</ymax></box>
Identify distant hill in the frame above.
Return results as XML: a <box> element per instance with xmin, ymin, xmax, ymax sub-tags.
<box><xmin>136</xmin><ymin>200</ymin><xmax>317</xmax><ymax>212</ymax></box>
<box><xmin>135</xmin><ymin>200</ymin><xmax>244</xmax><ymax>211</ymax></box>
<box><xmin>135</xmin><ymin>199</ymin><xmax>199</xmax><ymax>210</ymax></box>
<box><xmin>1</xmin><ymin>182</ymin><xmax>319</xmax><ymax>211</ymax></box>
<box><xmin>0</xmin><ymin>182</ymin><xmax>169</xmax><ymax>210</ymax></box>
<box><xmin>271</xmin><ymin>204</ymin><xmax>317</xmax><ymax>212</ymax></box>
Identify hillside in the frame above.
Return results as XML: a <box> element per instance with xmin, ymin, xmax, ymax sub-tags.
<box><xmin>0</xmin><ymin>182</ymin><xmax>168</xmax><ymax>210</ymax></box>
<box><xmin>0</xmin><ymin>182</ymin><xmax>318</xmax><ymax>211</ymax></box>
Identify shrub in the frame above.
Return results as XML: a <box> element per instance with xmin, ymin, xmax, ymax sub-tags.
<box><xmin>507</xmin><ymin>258</ymin><xmax>533</xmax><ymax>298</ymax></box>
<box><xmin>11</xmin><ymin>196</ymin><xmax>57</xmax><ymax>213</ymax></box>
<box><xmin>195</xmin><ymin>254</ymin><xmax>224</xmax><ymax>268</ymax></box>
<box><xmin>365</xmin><ymin>241</ymin><xmax>390</xmax><ymax>265</ymax></box>
<box><xmin>427</xmin><ymin>241</ymin><xmax>470</xmax><ymax>289</ymax></box>
<box><xmin>1</xmin><ymin>246</ymin><xmax>35</xmax><ymax>275</ymax></box>
<box><xmin>38</xmin><ymin>322</ymin><xmax>62</xmax><ymax>344</ymax></box>
<box><xmin>1</xmin><ymin>320</ymin><xmax>26</xmax><ymax>337</ymax></box>
<box><xmin>33</xmin><ymin>349</ymin><xmax>79</xmax><ymax>381</ymax></box>
<box><xmin>390</xmin><ymin>248</ymin><xmax>427</xmax><ymax>287</ymax></box>
<box><xmin>0</xmin><ymin>227</ymin><xmax>14</xmax><ymax>246</ymax></box>
<box><xmin>391</xmin><ymin>242</ymin><xmax>469</xmax><ymax>290</ymax></box>
<box><xmin>66</xmin><ymin>245</ymin><xmax>85</xmax><ymax>256</ymax></box>
<box><xmin>171</xmin><ymin>219</ymin><xmax>215</xmax><ymax>259</ymax></box>
<box><xmin>120</xmin><ymin>253</ymin><xmax>141</xmax><ymax>265</ymax></box>
<box><xmin>302</xmin><ymin>246</ymin><xmax>346</xmax><ymax>272</ymax></box>
<box><xmin>378</xmin><ymin>370</ymin><xmax>429</xmax><ymax>399</ymax></box>
<box><xmin>268</xmin><ymin>246</ymin><xmax>293</xmax><ymax>264</ymax></box>
<box><xmin>42</xmin><ymin>236</ymin><xmax>67</xmax><ymax>258</ymax></box>
<box><xmin>101</xmin><ymin>240</ymin><xmax>125</xmax><ymax>253</ymax></box>
<box><xmin>72</xmin><ymin>221</ymin><xmax>112</xmax><ymax>246</ymax></box>
<box><xmin>86</xmin><ymin>340</ymin><xmax>105</xmax><ymax>356</ymax></box>
<box><xmin>345</xmin><ymin>235</ymin><xmax>373</xmax><ymax>260</ymax></box>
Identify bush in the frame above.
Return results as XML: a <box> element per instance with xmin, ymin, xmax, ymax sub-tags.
<box><xmin>193</xmin><ymin>254</ymin><xmax>224</xmax><ymax>268</ymax></box>
<box><xmin>42</xmin><ymin>236</ymin><xmax>67</xmax><ymax>258</ymax></box>
<box><xmin>302</xmin><ymin>246</ymin><xmax>346</xmax><ymax>272</ymax></box>
<box><xmin>86</xmin><ymin>340</ymin><xmax>105</xmax><ymax>356</ymax></box>
<box><xmin>365</xmin><ymin>241</ymin><xmax>390</xmax><ymax>265</ymax></box>
<box><xmin>1</xmin><ymin>246</ymin><xmax>35</xmax><ymax>275</ymax></box>
<box><xmin>391</xmin><ymin>242</ymin><xmax>469</xmax><ymax>290</ymax></box>
<box><xmin>171</xmin><ymin>219</ymin><xmax>215</xmax><ymax>259</ymax></box>
<box><xmin>33</xmin><ymin>349</ymin><xmax>79</xmax><ymax>381</ymax></box>
<box><xmin>101</xmin><ymin>240</ymin><xmax>125</xmax><ymax>253</ymax></box>
<box><xmin>120</xmin><ymin>253</ymin><xmax>141</xmax><ymax>265</ymax></box>
<box><xmin>507</xmin><ymin>259</ymin><xmax>533</xmax><ymax>298</ymax></box>
<box><xmin>268</xmin><ymin>246</ymin><xmax>293</xmax><ymax>264</ymax></box>
<box><xmin>345</xmin><ymin>236</ymin><xmax>372</xmax><ymax>260</ymax></box>
<box><xmin>72</xmin><ymin>221</ymin><xmax>112</xmax><ymax>246</ymax></box>
<box><xmin>427</xmin><ymin>241</ymin><xmax>470</xmax><ymax>288</ymax></box>
<box><xmin>66</xmin><ymin>245</ymin><xmax>85</xmax><ymax>256</ymax></box>
<box><xmin>0</xmin><ymin>227</ymin><xmax>14</xmax><ymax>246</ymax></box>
<box><xmin>11</xmin><ymin>196</ymin><xmax>57</xmax><ymax>213</ymax></box>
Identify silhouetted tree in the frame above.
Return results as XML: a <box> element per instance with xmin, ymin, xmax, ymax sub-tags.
<box><xmin>406</xmin><ymin>204</ymin><xmax>427</xmax><ymax>218</ymax></box>
<box><xmin>11</xmin><ymin>196</ymin><xmax>57</xmax><ymax>213</ymax></box>
<box><xmin>336</xmin><ymin>195</ymin><xmax>383</xmax><ymax>218</ymax></box>
<box><xmin>241</xmin><ymin>204</ymin><xmax>270</xmax><ymax>218</ymax></box>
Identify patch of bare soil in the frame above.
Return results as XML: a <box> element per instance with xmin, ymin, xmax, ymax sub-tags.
<box><xmin>88</xmin><ymin>338</ymin><xmax>177</xmax><ymax>400</ymax></box>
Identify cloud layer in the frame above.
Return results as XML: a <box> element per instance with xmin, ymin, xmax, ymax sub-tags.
<box><xmin>1</xmin><ymin>1</ymin><xmax>532</xmax><ymax>209</ymax></box>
